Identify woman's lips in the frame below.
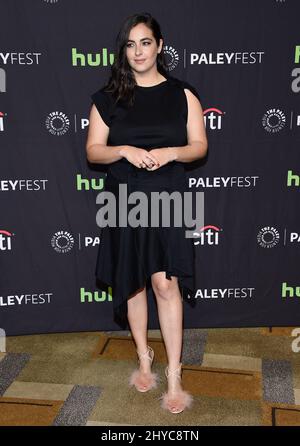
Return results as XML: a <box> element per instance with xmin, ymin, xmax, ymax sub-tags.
<box><xmin>135</xmin><ymin>59</ymin><xmax>146</xmax><ymax>64</ymax></box>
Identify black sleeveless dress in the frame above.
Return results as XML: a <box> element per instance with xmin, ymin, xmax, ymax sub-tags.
<box><xmin>90</xmin><ymin>75</ymin><xmax>200</xmax><ymax>327</ymax></box>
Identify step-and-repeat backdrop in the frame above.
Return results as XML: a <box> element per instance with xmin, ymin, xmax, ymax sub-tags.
<box><xmin>1</xmin><ymin>0</ymin><xmax>299</xmax><ymax>335</ymax></box>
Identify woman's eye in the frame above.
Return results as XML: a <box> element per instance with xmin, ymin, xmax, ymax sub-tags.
<box><xmin>126</xmin><ymin>42</ymin><xmax>150</xmax><ymax>47</ymax></box>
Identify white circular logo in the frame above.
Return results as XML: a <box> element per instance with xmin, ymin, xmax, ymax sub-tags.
<box><xmin>163</xmin><ymin>45</ymin><xmax>179</xmax><ymax>71</ymax></box>
<box><xmin>262</xmin><ymin>108</ymin><xmax>286</xmax><ymax>133</ymax></box>
<box><xmin>51</xmin><ymin>231</ymin><xmax>74</xmax><ymax>253</ymax></box>
<box><xmin>46</xmin><ymin>111</ymin><xmax>70</xmax><ymax>136</ymax></box>
<box><xmin>257</xmin><ymin>226</ymin><xmax>280</xmax><ymax>248</ymax></box>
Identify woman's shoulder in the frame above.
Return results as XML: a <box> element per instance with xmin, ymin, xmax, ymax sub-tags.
<box><xmin>90</xmin><ymin>84</ymin><xmax>113</xmax><ymax>127</ymax></box>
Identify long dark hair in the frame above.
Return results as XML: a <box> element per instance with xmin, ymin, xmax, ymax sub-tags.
<box><xmin>103</xmin><ymin>12</ymin><xmax>169</xmax><ymax>107</ymax></box>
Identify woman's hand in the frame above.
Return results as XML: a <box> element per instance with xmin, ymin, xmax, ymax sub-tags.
<box><xmin>121</xmin><ymin>146</ymin><xmax>160</xmax><ymax>169</ymax></box>
<box><xmin>145</xmin><ymin>148</ymin><xmax>175</xmax><ymax>171</ymax></box>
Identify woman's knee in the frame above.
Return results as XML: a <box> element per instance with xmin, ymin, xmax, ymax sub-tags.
<box><xmin>151</xmin><ymin>272</ymin><xmax>178</xmax><ymax>299</ymax></box>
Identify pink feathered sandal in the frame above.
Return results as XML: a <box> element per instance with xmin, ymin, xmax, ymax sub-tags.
<box><xmin>159</xmin><ymin>363</ymin><xmax>193</xmax><ymax>414</ymax></box>
<box><xmin>128</xmin><ymin>345</ymin><xmax>159</xmax><ymax>392</ymax></box>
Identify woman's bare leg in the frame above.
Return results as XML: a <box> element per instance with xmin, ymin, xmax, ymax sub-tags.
<box><xmin>127</xmin><ymin>286</ymin><xmax>151</xmax><ymax>373</ymax></box>
<box><xmin>151</xmin><ymin>272</ymin><xmax>183</xmax><ymax>395</ymax></box>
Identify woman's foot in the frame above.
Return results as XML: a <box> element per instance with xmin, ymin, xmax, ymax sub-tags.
<box><xmin>129</xmin><ymin>345</ymin><xmax>159</xmax><ymax>392</ymax></box>
<box><xmin>160</xmin><ymin>363</ymin><xmax>193</xmax><ymax>414</ymax></box>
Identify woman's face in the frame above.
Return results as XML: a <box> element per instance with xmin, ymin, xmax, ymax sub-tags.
<box><xmin>125</xmin><ymin>23</ymin><xmax>163</xmax><ymax>75</ymax></box>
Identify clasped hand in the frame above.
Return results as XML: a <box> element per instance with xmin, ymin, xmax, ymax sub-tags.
<box><xmin>123</xmin><ymin>147</ymin><xmax>174</xmax><ymax>171</ymax></box>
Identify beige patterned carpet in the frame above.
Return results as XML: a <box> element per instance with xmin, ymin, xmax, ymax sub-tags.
<box><xmin>0</xmin><ymin>327</ymin><xmax>300</xmax><ymax>426</ymax></box>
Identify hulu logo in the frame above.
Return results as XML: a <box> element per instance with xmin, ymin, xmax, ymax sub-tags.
<box><xmin>77</xmin><ymin>174</ymin><xmax>105</xmax><ymax>190</ymax></box>
<box><xmin>72</xmin><ymin>48</ymin><xmax>115</xmax><ymax>66</ymax></box>
<box><xmin>80</xmin><ymin>287</ymin><xmax>113</xmax><ymax>303</ymax></box>
<box><xmin>295</xmin><ymin>46</ymin><xmax>300</xmax><ymax>64</ymax></box>
<box><xmin>287</xmin><ymin>170</ymin><xmax>300</xmax><ymax>187</ymax></box>
<box><xmin>282</xmin><ymin>282</ymin><xmax>300</xmax><ymax>298</ymax></box>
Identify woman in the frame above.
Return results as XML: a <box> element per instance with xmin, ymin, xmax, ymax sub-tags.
<box><xmin>86</xmin><ymin>12</ymin><xmax>208</xmax><ymax>414</ymax></box>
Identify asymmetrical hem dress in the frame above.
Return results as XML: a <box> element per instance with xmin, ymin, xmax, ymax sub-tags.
<box><xmin>90</xmin><ymin>75</ymin><xmax>200</xmax><ymax>328</ymax></box>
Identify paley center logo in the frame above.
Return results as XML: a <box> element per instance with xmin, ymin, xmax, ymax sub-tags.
<box><xmin>257</xmin><ymin>223</ymin><xmax>300</xmax><ymax>247</ymax></box>
<box><xmin>45</xmin><ymin>111</ymin><xmax>70</xmax><ymax>135</ymax></box>
<box><xmin>51</xmin><ymin>230</ymin><xmax>100</xmax><ymax>251</ymax></box>
<box><xmin>262</xmin><ymin>108</ymin><xmax>286</xmax><ymax>133</ymax></box>
<box><xmin>257</xmin><ymin>226</ymin><xmax>280</xmax><ymax>248</ymax></box>
<box><xmin>51</xmin><ymin>231</ymin><xmax>74</xmax><ymax>253</ymax></box>
<box><xmin>262</xmin><ymin>107</ymin><xmax>299</xmax><ymax>136</ymax></box>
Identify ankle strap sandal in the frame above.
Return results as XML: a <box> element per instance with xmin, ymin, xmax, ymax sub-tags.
<box><xmin>137</xmin><ymin>345</ymin><xmax>154</xmax><ymax>363</ymax></box>
<box><xmin>165</xmin><ymin>362</ymin><xmax>182</xmax><ymax>379</ymax></box>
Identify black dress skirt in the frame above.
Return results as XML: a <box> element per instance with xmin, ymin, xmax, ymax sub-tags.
<box><xmin>90</xmin><ymin>75</ymin><xmax>200</xmax><ymax>327</ymax></box>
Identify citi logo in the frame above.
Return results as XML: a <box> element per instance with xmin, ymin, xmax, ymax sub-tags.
<box><xmin>193</xmin><ymin>225</ymin><xmax>222</xmax><ymax>246</ymax></box>
<box><xmin>203</xmin><ymin>108</ymin><xmax>225</xmax><ymax>130</ymax></box>
<box><xmin>77</xmin><ymin>174</ymin><xmax>105</xmax><ymax>191</ymax></box>
<box><xmin>80</xmin><ymin>287</ymin><xmax>113</xmax><ymax>303</ymax></box>
<box><xmin>0</xmin><ymin>111</ymin><xmax>6</xmax><ymax>131</ymax></box>
<box><xmin>287</xmin><ymin>170</ymin><xmax>300</xmax><ymax>187</ymax></box>
<box><xmin>282</xmin><ymin>282</ymin><xmax>300</xmax><ymax>299</ymax></box>
<box><xmin>0</xmin><ymin>230</ymin><xmax>13</xmax><ymax>251</ymax></box>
